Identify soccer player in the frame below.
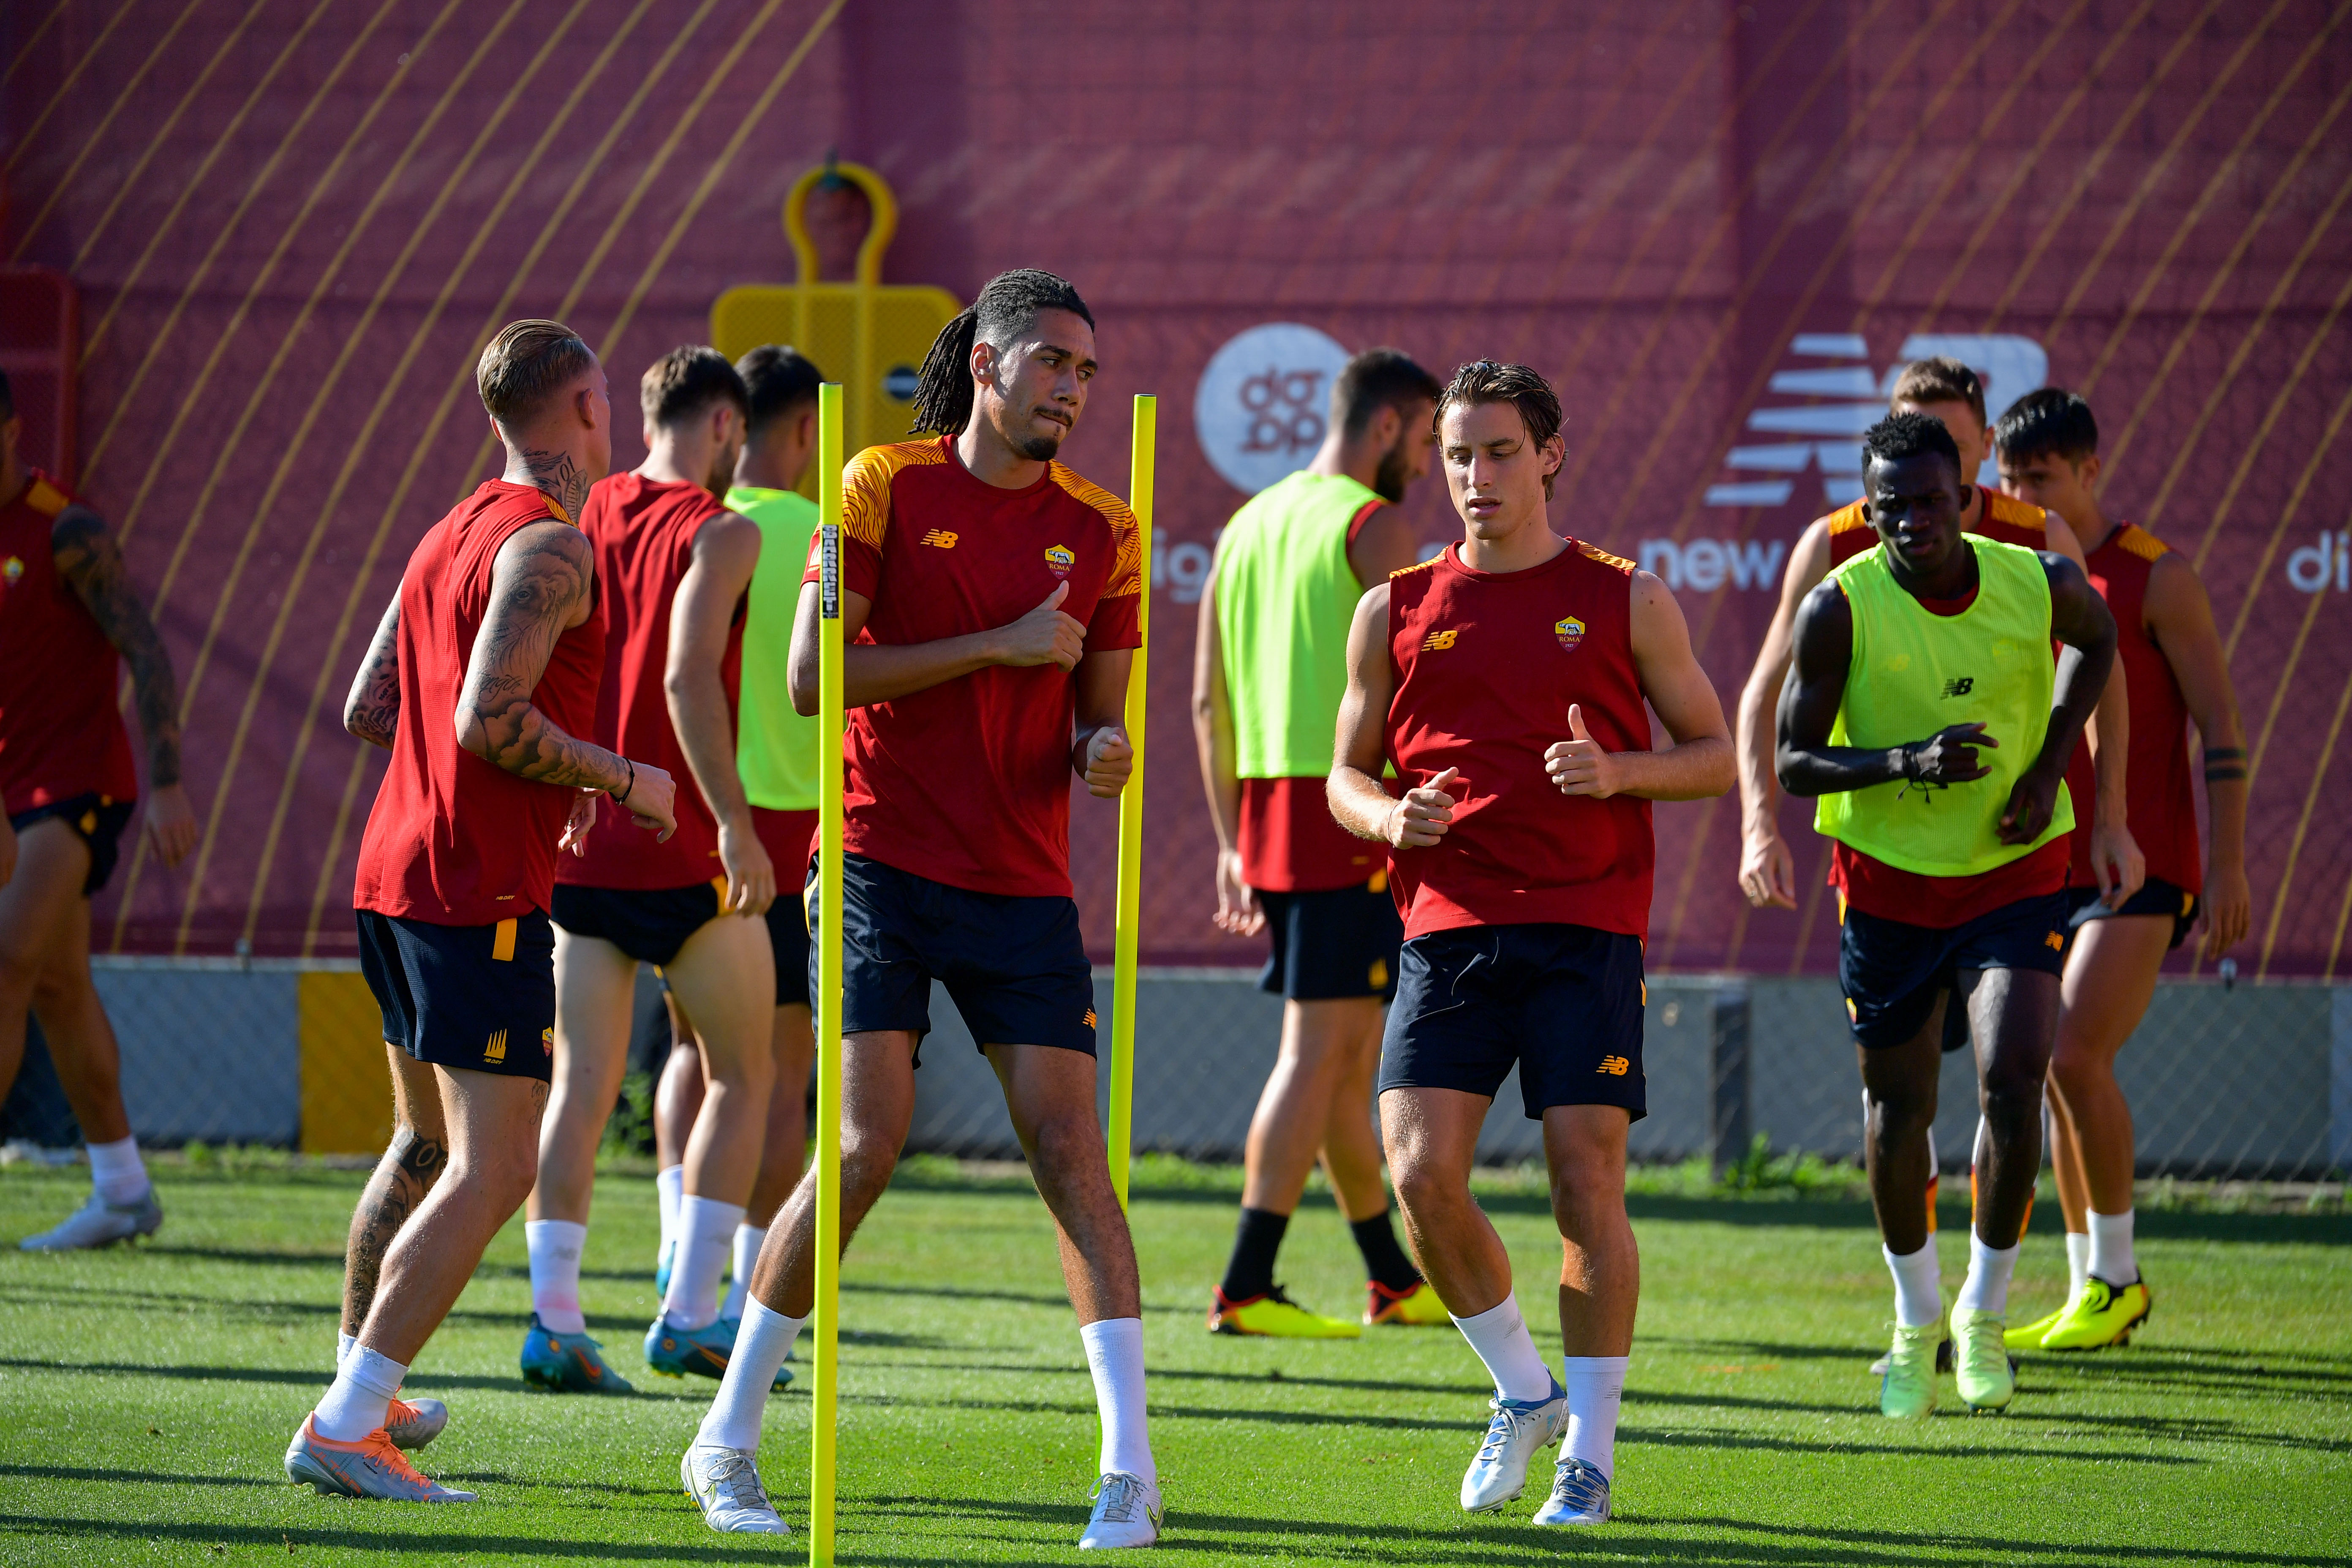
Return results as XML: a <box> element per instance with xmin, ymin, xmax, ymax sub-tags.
<box><xmin>290</xmin><ymin>319</ymin><xmax>678</xmax><ymax>1500</ymax></box>
<box><xmin>1775</xmin><ymin>411</ymin><xmax>2116</xmax><ymax>1420</ymax></box>
<box><xmin>1330</xmin><ymin>361</ymin><xmax>1734</xmax><ymax>1526</ymax></box>
<box><xmin>0</xmin><ymin>369</ymin><xmax>197</xmax><ymax>1250</ymax></box>
<box><xmin>1194</xmin><ymin>347</ymin><xmax>1448</xmax><ymax>1339</ymax></box>
<box><xmin>524</xmin><ymin>347</ymin><xmax>775</xmax><ymax>1391</ymax></box>
<box><xmin>1991</xmin><ymin>390</ymin><xmax>2249</xmax><ymax>1353</ymax></box>
<box><xmin>680</xmin><ymin>269</ymin><xmax>1164</xmax><ymax>1550</ymax></box>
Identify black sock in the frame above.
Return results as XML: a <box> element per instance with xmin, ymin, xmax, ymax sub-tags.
<box><xmin>1219</xmin><ymin>1207</ymin><xmax>1290</xmax><ymax>1301</ymax></box>
<box><xmin>1351</xmin><ymin>1207</ymin><xmax>1421</xmax><ymax>1294</ymax></box>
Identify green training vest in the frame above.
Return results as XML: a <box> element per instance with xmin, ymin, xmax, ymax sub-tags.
<box><xmin>1214</xmin><ymin>470</ymin><xmax>1381</xmax><ymax>779</ymax></box>
<box><xmin>1815</xmin><ymin>537</ymin><xmax>2075</xmax><ymax>877</ymax></box>
<box><xmin>727</xmin><ymin>484</ymin><xmax>822</xmax><ymax>812</ymax></box>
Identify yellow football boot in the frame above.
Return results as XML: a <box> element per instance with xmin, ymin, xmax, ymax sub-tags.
<box><xmin>2004</xmin><ymin>1300</ymin><xmax>2069</xmax><ymax>1352</ymax></box>
<box><xmin>2038</xmin><ymin>1275</ymin><xmax>2151</xmax><ymax>1351</ymax></box>
<box><xmin>1207</xmin><ymin>1285</ymin><xmax>1362</xmax><ymax>1338</ymax></box>
<box><xmin>1364</xmin><ymin>1278</ymin><xmax>1451</xmax><ymax>1326</ymax></box>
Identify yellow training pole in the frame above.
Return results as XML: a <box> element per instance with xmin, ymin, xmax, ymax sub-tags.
<box><xmin>1106</xmin><ymin>394</ymin><xmax>1155</xmax><ymax>1212</ymax></box>
<box><xmin>810</xmin><ymin>383</ymin><xmax>845</xmax><ymax>1568</ymax></box>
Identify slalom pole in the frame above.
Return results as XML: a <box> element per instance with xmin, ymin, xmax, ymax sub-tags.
<box><xmin>1106</xmin><ymin>394</ymin><xmax>1155</xmax><ymax>1212</ymax></box>
<box><xmin>810</xmin><ymin>383</ymin><xmax>845</xmax><ymax>1568</ymax></box>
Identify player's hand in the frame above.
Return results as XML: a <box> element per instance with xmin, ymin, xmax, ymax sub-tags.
<box><xmin>560</xmin><ymin>790</ymin><xmax>599</xmax><ymax>856</ymax></box>
<box><xmin>142</xmin><ymin>783</ymin><xmax>199</xmax><ymax>869</ymax></box>
<box><xmin>1213</xmin><ymin>847</ymin><xmax>1265</xmax><ymax>936</ymax></box>
<box><xmin>2200</xmin><ymin>856</ymin><xmax>2251</xmax><ymax>961</ymax></box>
<box><xmin>615</xmin><ymin>759</ymin><xmax>678</xmax><ymax>842</ymax></box>
<box><xmin>1081</xmin><ymin>724</ymin><xmax>1132</xmax><ymax>798</ymax></box>
<box><xmin>1997</xmin><ymin>760</ymin><xmax>2061</xmax><ymax>845</ymax></box>
<box><xmin>1544</xmin><ymin>703</ymin><xmax>1622</xmax><ymax>799</ymax></box>
<box><xmin>1905</xmin><ymin>722</ymin><xmax>1996</xmax><ymax>787</ymax></box>
<box><xmin>717</xmin><ymin>814</ymin><xmax>776</xmax><ymax>916</ymax></box>
<box><xmin>0</xmin><ymin>811</ymin><xmax>16</xmax><ymax>889</ymax></box>
<box><xmin>1739</xmin><ymin>822</ymin><xmax>1798</xmax><ymax>909</ymax></box>
<box><xmin>994</xmin><ymin>582</ymin><xmax>1087</xmax><ymax>672</ymax></box>
<box><xmin>2087</xmin><ymin>816</ymin><xmax>2145</xmax><ymax>909</ymax></box>
<box><xmin>1386</xmin><ymin>766</ymin><xmax>1458</xmax><ymax>849</ymax></box>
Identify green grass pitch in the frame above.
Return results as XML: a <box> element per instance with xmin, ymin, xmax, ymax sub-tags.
<box><xmin>1</xmin><ymin>1159</ymin><xmax>2347</xmax><ymax>1565</ymax></box>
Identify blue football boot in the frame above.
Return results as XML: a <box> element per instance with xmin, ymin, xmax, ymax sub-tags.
<box><xmin>520</xmin><ymin>1314</ymin><xmax>635</xmax><ymax>1394</ymax></box>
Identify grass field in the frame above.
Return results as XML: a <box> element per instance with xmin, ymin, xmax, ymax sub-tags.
<box><xmin>1</xmin><ymin>1157</ymin><xmax>2347</xmax><ymax>1566</ymax></box>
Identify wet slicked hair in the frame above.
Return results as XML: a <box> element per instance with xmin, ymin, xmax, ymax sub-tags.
<box><xmin>1994</xmin><ymin>387</ymin><xmax>2099</xmax><ymax>466</ymax></box>
<box><xmin>640</xmin><ymin>345</ymin><xmax>749</xmax><ymax>430</ymax></box>
<box><xmin>736</xmin><ymin>345</ymin><xmax>825</xmax><ymax>433</ymax></box>
<box><xmin>1862</xmin><ymin>409</ymin><xmax>1964</xmax><ymax>480</ymax></box>
<box><xmin>1332</xmin><ymin>348</ymin><xmax>1442</xmax><ymax>438</ymax></box>
<box><xmin>1889</xmin><ymin>355</ymin><xmax>1986</xmax><ymax>427</ymax></box>
<box><xmin>909</xmin><ymin>268</ymin><xmax>1094</xmax><ymax>437</ymax></box>
<box><xmin>477</xmin><ymin>319</ymin><xmax>595</xmax><ymax>428</ymax></box>
<box><xmin>1436</xmin><ymin>359</ymin><xmax>1566</xmax><ymax>498</ymax></box>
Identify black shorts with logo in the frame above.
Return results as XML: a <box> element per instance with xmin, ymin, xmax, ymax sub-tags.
<box><xmin>805</xmin><ymin>852</ymin><xmax>1096</xmax><ymax>1062</ymax></box>
<box><xmin>1256</xmin><ymin>878</ymin><xmax>1404</xmax><ymax>1003</ymax></box>
<box><xmin>355</xmin><ymin>908</ymin><xmax>556</xmax><ymax>1081</ymax></box>
<box><xmin>10</xmin><ymin>792</ymin><xmax>135</xmax><ymax>896</ymax></box>
<box><xmin>551</xmin><ymin>881</ymin><xmax>723</xmax><ymax>969</ymax></box>
<box><xmin>2065</xmin><ymin>877</ymin><xmax>2200</xmax><ymax>951</ymax></box>
<box><xmin>1839</xmin><ymin>892</ymin><xmax>2070</xmax><ymax>1051</ymax></box>
<box><xmin>1377</xmin><ymin>922</ymin><xmax>1646</xmax><ymax>1123</ymax></box>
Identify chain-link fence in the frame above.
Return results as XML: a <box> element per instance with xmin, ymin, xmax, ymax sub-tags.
<box><xmin>3</xmin><ymin>960</ymin><xmax>2343</xmax><ymax>1181</ymax></box>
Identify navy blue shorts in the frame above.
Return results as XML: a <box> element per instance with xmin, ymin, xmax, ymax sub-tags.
<box><xmin>1839</xmin><ymin>892</ymin><xmax>2070</xmax><ymax>1051</ymax></box>
<box><xmin>355</xmin><ymin>908</ymin><xmax>556</xmax><ymax>1080</ymax></box>
<box><xmin>1256</xmin><ymin>879</ymin><xmax>1403</xmax><ymax>1002</ymax></box>
<box><xmin>768</xmin><ymin>887</ymin><xmax>812</xmax><ymax>1009</ymax></box>
<box><xmin>551</xmin><ymin>881</ymin><xmax>721</xmax><ymax>968</ymax></box>
<box><xmin>1377</xmin><ymin>922</ymin><xmax>1646</xmax><ymax>1122</ymax></box>
<box><xmin>2066</xmin><ymin>877</ymin><xmax>2199</xmax><ymax>951</ymax></box>
<box><xmin>10</xmin><ymin>793</ymin><xmax>134</xmax><ymax>896</ymax></box>
<box><xmin>805</xmin><ymin>852</ymin><xmax>1095</xmax><ymax>1061</ymax></box>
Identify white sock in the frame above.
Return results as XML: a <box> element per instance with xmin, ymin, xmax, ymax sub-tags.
<box><xmin>1560</xmin><ymin>1356</ymin><xmax>1628</xmax><ymax>1482</ymax></box>
<box><xmin>663</xmin><ymin>1196</ymin><xmax>745</xmax><ymax>1331</ymax></box>
<box><xmin>695</xmin><ymin>1298</ymin><xmax>805</xmax><ymax>1453</ymax></box>
<box><xmin>1953</xmin><ymin>1233</ymin><xmax>2021</xmax><ymax>1316</ymax></box>
<box><xmin>313</xmin><ymin>1345</ymin><xmax>406</xmax><ymax>1442</ymax></box>
<box><xmin>1080</xmin><ymin>1317</ymin><xmax>1154</xmax><ymax>1484</ymax></box>
<box><xmin>1884</xmin><ymin>1238</ymin><xmax>1942</xmax><ymax>1328</ymax></box>
<box><xmin>2088</xmin><ymin>1209</ymin><xmax>2136</xmax><ymax>1285</ymax></box>
<box><xmin>721</xmin><ymin>1224</ymin><xmax>766</xmax><ymax>1322</ymax></box>
<box><xmin>656</xmin><ymin>1165</ymin><xmax>685</xmax><ymax>1261</ymax></box>
<box><xmin>1451</xmin><ymin>1291</ymin><xmax>1554</xmax><ymax>1402</ymax></box>
<box><xmin>87</xmin><ymin>1135</ymin><xmax>148</xmax><ymax>1205</ymax></box>
<box><xmin>526</xmin><ymin>1219</ymin><xmax>588</xmax><ymax>1336</ymax></box>
<box><xmin>337</xmin><ymin>1331</ymin><xmax>356</xmax><ymax>1370</ymax></box>
<box><xmin>2064</xmin><ymin>1231</ymin><xmax>2091</xmax><ymax>1298</ymax></box>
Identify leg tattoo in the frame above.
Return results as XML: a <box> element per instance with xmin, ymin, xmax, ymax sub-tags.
<box><xmin>343</xmin><ymin>1125</ymin><xmax>448</xmax><ymax>1336</ymax></box>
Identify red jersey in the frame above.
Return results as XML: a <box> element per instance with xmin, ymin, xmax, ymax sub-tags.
<box><xmin>1382</xmin><ymin>538</ymin><xmax>1652</xmax><ymax>941</ymax></box>
<box><xmin>1239</xmin><ymin>776</ymin><xmax>1383</xmax><ymax>891</ymax></box>
<box><xmin>0</xmin><ymin>471</ymin><xmax>139</xmax><ymax>817</ymax></box>
<box><xmin>752</xmin><ymin>805</ymin><xmax>817</xmax><ymax>881</ymax></box>
<box><xmin>558</xmin><ymin>474</ymin><xmax>742</xmax><ymax>892</ymax></box>
<box><xmin>354</xmin><ymin>482</ymin><xmax>604</xmax><ymax>926</ymax></box>
<box><xmin>805</xmin><ymin>437</ymin><xmax>1142</xmax><ymax>898</ymax></box>
<box><xmin>2063</xmin><ymin>523</ymin><xmax>2201</xmax><ymax>893</ymax></box>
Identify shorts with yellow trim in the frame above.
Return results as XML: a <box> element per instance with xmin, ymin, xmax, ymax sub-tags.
<box><xmin>1838</xmin><ymin>892</ymin><xmax>2069</xmax><ymax>1052</ymax></box>
<box><xmin>9</xmin><ymin>792</ymin><xmax>134</xmax><ymax>896</ymax></box>
<box><xmin>550</xmin><ymin>880</ymin><xmax>723</xmax><ymax>969</ymax></box>
<box><xmin>354</xmin><ymin>908</ymin><xmax>555</xmax><ymax>1081</ymax></box>
<box><xmin>2064</xmin><ymin>877</ymin><xmax>2199</xmax><ymax>951</ymax></box>
<box><xmin>1254</xmin><ymin>877</ymin><xmax>1403</xmax><ymax>1003</ymax></box>
<box><xmin>1377</xmin><ymin>922</ymin><xmax>1646</xmax><ymax>1123</ymax></box>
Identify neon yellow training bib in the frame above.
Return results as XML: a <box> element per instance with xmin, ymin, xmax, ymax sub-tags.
<box><xmin>728</xmin><ymin>483</ymin><xmax>822</xmax><ymax>812</ymax></box>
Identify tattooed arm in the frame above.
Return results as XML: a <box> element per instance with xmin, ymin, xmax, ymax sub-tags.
<box><xmin>455</xmin><ymin>520</ymin><xmax>678</xmax><ymax>838</ymax></box>
<box><xmin>343</xmin><ymin>592</ymin><xmax>402</xmax><ymax>750</ymax></box>
<box><xmin>52</xmin><ymin>504</ymin><xmax>199</xmax><ymax>867</ymax></box>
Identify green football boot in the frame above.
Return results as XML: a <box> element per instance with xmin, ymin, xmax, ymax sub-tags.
<box><xmin>1878</xmin><ymin>1321</ymin><xmax>1940</xmax><ymax>1419</ymax></box>
<box><xmin>2004</xmin><ymin>1298</ymin><xmax>2069</xmax><ymax>1351</ymax></box>
<box><xmin>2038</xmin><ymin>1275</ymin><xmax>2151</xmax><ymax>1351</ymax></box>
<box><xmin>1951</xmin><ymin>1306</ymin><xmax>2017</xmax><ymax>1411</ymax></box>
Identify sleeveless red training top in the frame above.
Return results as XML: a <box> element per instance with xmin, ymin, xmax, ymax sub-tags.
<box><xmin>558</xmin><ymin>472</ymin><xmax>743</xmax><ymax>891</ymax></box>
<box><xmin>354</xmin><ymin>481</ymin><xmax>604</xmax><ymax>926</ymax></box>
<box><xmin>2063</xmin><ymin>523</ymin><xmax>2201</xmax><ymax>894</ymax></box>
<box><xmin>1383</xmin><ymin>537</ymin><xmax>1652</xmax><ymax>941</ymax></box>
<box><xmin>0</xmin><ymin>471</ymin><xmax>139</xmax><ymax>816</ymax></box>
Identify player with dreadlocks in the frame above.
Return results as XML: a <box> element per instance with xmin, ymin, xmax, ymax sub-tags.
<box><xmin>676</xmin><ymin>270</ymin><xmax>1165</xmax><ymax>1549</ymax></box>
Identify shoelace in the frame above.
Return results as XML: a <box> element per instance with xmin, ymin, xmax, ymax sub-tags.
<box><xmin>1550</xmin><ymin>1460</ymin><xmax>1607</xmax><ymax>1512</ymax></box>
<box><xmin>1475</xmin><ymin>1402</ymin><xmax>1533</xmax><ymax>1463</ymax></box>
<box><xmin>1090</xmin><ymin>1473</ymin><xmax>1140</xmax><ymax>1522</ymax></box>
<box><xmin>703</xmin><ymin>1451</ymin><xmax>772</xmax><ymax>1512</ymax></box>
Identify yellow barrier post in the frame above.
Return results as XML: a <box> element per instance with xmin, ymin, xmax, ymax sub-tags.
<box><xmin>1107</xmin><ymin>394</ymin><xmax>1155</xmax><ymax>1211</ymax></box>
<box><xmin>810</xmin><ymin>383</ymin><xmax>845</xmax><ymax>1567</ymax></box>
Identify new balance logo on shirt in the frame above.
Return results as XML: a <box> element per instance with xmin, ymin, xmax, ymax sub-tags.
<box><xmin>921</xmin><ymin>529</ymin><xmax>959</xmax><ymax>548</ymax></box>
<box><xmin>1941</xmin><ymin>676</ymin><xmax>1975</xmax><ymax>697</ymax></box>
<box><xmin>1422</xmin><ymin>629</ymin><xmax>1458</xmax><ymax>651</ymax></box>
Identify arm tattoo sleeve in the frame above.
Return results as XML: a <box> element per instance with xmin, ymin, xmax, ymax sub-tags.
<box><xmin>53</xmin><ymin>506</ymin><xmax>184</xmax><ymax>786</ymax></box>
<box><xmin>457</xmin><ymin>527</ymin><xmax>618</xmax><ymax>788</ymax></box>
<box><xmin>344</xmin><ymin>604</ymin><xmax>402</xmax><ymax>750</ymax></box>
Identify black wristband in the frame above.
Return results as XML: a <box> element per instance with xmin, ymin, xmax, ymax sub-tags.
<box><xmin>611</xmin><ymin>757</ymin><xmax>634</xmax><ymax>805</ymax></box>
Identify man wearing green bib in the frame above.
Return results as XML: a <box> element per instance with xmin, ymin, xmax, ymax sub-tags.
<box><xmin>1777</xmin><ymin>413</ymin><xmax>2116</xmax><ymax>1418</ymax></box>
<box><xmin>1194</xmin><ymin>348</ymin><xmax>1450</xmax><ymax>1337</ymax></box>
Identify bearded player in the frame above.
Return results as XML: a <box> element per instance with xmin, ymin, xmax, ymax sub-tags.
<box><xmin>678</xmin><ymin>270</ymin><xmax>1164</xmax><ymax>1549</ymax></box>
<box><xmin>1195</xmin><ymin>347</ymin><xmax>1448</xmax><ymax>1339</ymax></box>
<box><xmin>1992</xmin><ymin>389</ymin><xmax>2249</xmax><ymax>1353</ymax></box>
<box><xmin>289</xmin><ymin>320</ymin><xmax>677</xmax><ymax>1500</ymax></box>
<box><xmin>1777</xmin><ymin>412</ymin><xmax>2116</xmax><ymax>1419</ymax></box>
<box><xmin>1331</xmin><ymin>361</ymin><xmax>1733</xmax><ymax>1526</ymax></box>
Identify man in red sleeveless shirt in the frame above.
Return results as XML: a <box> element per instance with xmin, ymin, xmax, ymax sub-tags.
<box><xmin>1330</xmin><ymin>361</ymin><xmax>1733</xmax><ymax>1528</ymax></box>
<box><xmin>287</xmin><ymin>321</ymin><xmax>678</xmax><ymax>1503</ymax></box>
<box><xmin>678</xmin><ymin>271</ymin><xmax>1163</xmax><ymax>1550</ymax></box>
<box><xmin>531</xmin><ymin>347</ymin><xmax>775</xmax><ymax>1391</ymax></box>
<box><xmin>1993</xmin><ymin>390</ymin><xmax>2249</xmax><ymax>1353</ymax></box>
<box><xmin>0</xmin><ymin>369</ymin><xmax>197</xmax><ymax>1250</ymax></box>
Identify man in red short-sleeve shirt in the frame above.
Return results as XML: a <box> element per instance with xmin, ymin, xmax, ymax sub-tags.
<box><xmin>676</xmin><ymin>270</ymin><xmax>1165</xmax><ymax>1550</ymax></box>
<box><xmin>1330</xmin><ymin>362</ymin><xmax>1732</xmax><ymax>1529</ymax></box>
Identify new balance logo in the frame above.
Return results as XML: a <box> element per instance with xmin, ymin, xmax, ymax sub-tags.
<box><xmin>1422</xmin><ymin>629</ymin><xmax>1458</xmax><ymax>651</ymax></box>
<box><xmin>921</xmin><ymin>529</ymin><xmax>959</xmax><ymax>548</ymax></box>
<box><xmin>1941</xmin><ymin>676</ymin><xmax>1975</xmax><ymax>698</ymax></box>
<box><xmin>1083</xmin><ymin>1008</ymin><xmax>1098</xmax><ymax>1029</ymax></box>
<box><xmin>483</xmin><ymin>1029</ymin><xmax>508</xmax><ymax>1064</ymax></box>
<box><xmin>1597</xmin><ymin>1055</ymin><xmax>1629</xmax><ymax>1076</ymax></box>
<box><xmin>2044</xmin><ymin>931</ymin><xmax>2064</xmax><ymax>951</ymax></box>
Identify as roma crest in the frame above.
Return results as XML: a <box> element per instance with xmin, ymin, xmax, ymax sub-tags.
<box><xmin>1554</xmin><ymin>615</ymin><xmax>1585</xmax><ymax>652</ymax></box>
<box><xmin>1044</xmin><ymin>544</ymin><xmax>1075</xmax><ymax>579</ymax></box>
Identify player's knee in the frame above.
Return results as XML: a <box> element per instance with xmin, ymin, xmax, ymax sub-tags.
<box><xmin>1979</xmin><ymin>1067</ymin><xmax>2045</xmax><ymax>1121</ymax></box>
<box><xmin>837</xmin><ymin>1138</ymin><xmax>900</xmax><ymax>1210</ymax></box>
<box><xmin>1863</xmin><ymin>1080</ymin><xmax>1936</xmax><ymax>1135</ymax></box>
<box><xmin>0</xmin><ymin>934</ymin><xmax>46</xmax><ymax>1002</ymax></box>
<box><xmin>1388</xmin><ymin>1154</ymin><xmax>1457</xmax><ymax>1220</ymax></box>
<box><xmin>1546</xmin><ymin>1148</ymin><xmax>1625</xmax><ymax>1228</ymax></box>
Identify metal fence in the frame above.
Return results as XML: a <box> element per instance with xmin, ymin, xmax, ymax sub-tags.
<box><xmin>4</xmin><ymin>961</ymin><xmax>2345</xmax><ymax>1182</ymax></box>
